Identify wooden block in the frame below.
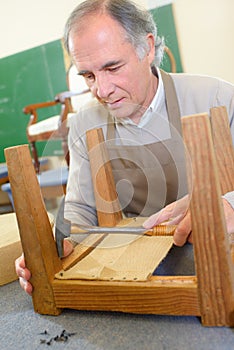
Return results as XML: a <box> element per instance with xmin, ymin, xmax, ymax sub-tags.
<box><xmin>0</xmin><ymin>212</ymin><xmax>55</xmax><ymax>286</ymax></box>
<box><xmin>0</xmin><ymin>213</ymin><xmax>22</xmax><ymax>286</ymax></box>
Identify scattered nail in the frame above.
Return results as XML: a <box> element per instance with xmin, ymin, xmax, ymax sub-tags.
<box><xmin>39</xmin><ymin>329</ymin><xmax>76</xmax><ymax>346</ymax></box>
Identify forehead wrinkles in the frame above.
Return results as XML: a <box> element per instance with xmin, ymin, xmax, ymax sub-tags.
<box><xmin>71</xmin><ymin>43</ymin><xmax>119</xmax><ymax>73</ymax></box>
<box><xmin>68</xmin><ymin>14</ymin><xmax>131</xmax><ymax>56</ymax></box>
<box><xmin>69</xmin><ymin>26</ymin><xmax>133</xmax><ymax>72</ymax></box>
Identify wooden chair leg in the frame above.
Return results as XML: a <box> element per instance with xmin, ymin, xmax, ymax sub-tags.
<box><xmin>210</xmin><ymin>106</ymin><xmax>234</xmax><ymax>194</ymax></box>
<box><xmin>4</xmin><ymin>145</ymin><xmax>62</xmax><ymax>315</ymax></box>
<box><xmin>29</xmin><ymin>141</ymin><xmax>40</xmax><ymax>173</ymax></box>
<box><xmin>210</xmin><ymin>106</ymin><xmax>234</xmax><ymax>262</ymax></box>
<box><xmin>86</xmin><ymin>128</ymin><xmax>123</xmax><ymax>226</ymax></box>
<box><xmin>182</xmin><ymin>112</ymin><xmax>234</xmax><ymax>326</ymax></box>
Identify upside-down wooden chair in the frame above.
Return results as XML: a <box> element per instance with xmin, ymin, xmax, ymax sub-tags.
<box><xmin>5</xmin><ymin>106</ymin><xmax>234</xmax><ymax>327</ymax></box>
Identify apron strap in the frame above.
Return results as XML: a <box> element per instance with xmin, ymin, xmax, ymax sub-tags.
<box><xmin>160</xmin><ymin>69</ymin><xmax>182</xmax><ymax>134</ymax></box>
<box><xmin>107</xmin><ymin>114</ymin><xmax>115</xmax><ymax>140</ymax></box>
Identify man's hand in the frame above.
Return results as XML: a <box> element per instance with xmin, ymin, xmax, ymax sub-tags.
<box><xmin>15</xmin><ymin>239</ymin><xmax>74</xmax><ymax>295</ymax></box>
<box><xmin>143</xmin><ymin>195</ymin><xmax>234</xmax><ymax>246</ymax></box>
<box><xmin>143</xmin><ymin>195</ymin><xmax>191</xmax><ymax>246</ymax></box>
<box><xmin>15</xmin><ymin>254</ymin><xmax>33</xmax><ymax>295</ymax></box>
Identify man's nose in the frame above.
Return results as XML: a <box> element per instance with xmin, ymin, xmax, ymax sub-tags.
<box><xmin>94</xmin><ymin>73</ymin><xmax>115</xmax><ymax>100</ymax></box>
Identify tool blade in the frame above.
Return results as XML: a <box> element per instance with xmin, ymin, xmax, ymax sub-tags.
<box><xmin>70</xmin><ymin>224</ymin><xmax>148</xmax><ymax>235</ymax></box>
<box><xmin>55</xmin><ymin>197</ymin><xmax>71</xmax><ymax>257</ymax></box>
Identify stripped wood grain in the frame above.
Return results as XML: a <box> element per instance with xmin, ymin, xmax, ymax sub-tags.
<box><xmin>52</xmin><ymin>276</ymin><xmax>200</xmax><ymax>316</ymax></box>
<box><xmin>182</xmin><ymin>112</ymin><xmax>234</xmax><ymax>326</ymax></box>
<box><xmin>210</xmin><ymin>106</ymin><xmax>234</xmax><ymax>194</ymax></box>
<box><xmin>86</xmin><ymin>128</ymin><xmax>123</xmax><ymax>226</ymax></box>
<box><xmin>5</xmin><ymin>145</ymin><xmax>62</xmax><ymax>315</ymax></box>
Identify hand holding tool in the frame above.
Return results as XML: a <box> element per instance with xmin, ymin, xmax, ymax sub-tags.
<box><xmin>55</xmin><ymin>198</ymin><xmax>176</xmax><ymax>257</ymax></box>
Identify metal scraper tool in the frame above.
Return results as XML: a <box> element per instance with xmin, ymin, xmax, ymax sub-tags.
<box><xmin>70</xmin><ymin>224</ymin><xmax>176</xmax><ymax>236</ymax></box>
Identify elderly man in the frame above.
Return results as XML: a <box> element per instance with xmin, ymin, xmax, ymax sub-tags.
<box><xmin>16</xmin><ymin>0</ymin><xmax>234</xmax><ymax>295</ymax></box>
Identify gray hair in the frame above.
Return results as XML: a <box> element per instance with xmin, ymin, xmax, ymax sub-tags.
<box><xmin>64</xmin><ymin>0</ymin><xmax>164</xmax><ymax>67</ymax></box>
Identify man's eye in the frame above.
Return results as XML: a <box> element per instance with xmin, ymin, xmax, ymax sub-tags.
<box><xmin>108</xmin><ymin>66</ymin><xmax>120</xmax><ymax>72</ymax></box>
<box><xmin>84</xmin><ymin>73</ymin><xmax>95</xmax><ymax>81</ymax></box>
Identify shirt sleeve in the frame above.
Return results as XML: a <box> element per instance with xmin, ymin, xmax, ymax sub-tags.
<box><xmin>216</xmin><ymin>78</ymin><xmax>234</xmax><ymax>143</ymax></box>
<box><xmin>215</xmin><ymin>80</ymin><xmax>234</xmax><ymax>209</ymax></box>
<box><xmin>223</xmin><ymin>191</ymin><xmax>234</xmax><ymax>210</ymax></box>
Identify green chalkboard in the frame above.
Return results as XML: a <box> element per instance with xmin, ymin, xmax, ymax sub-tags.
<box><xmin>0</xmin><ymin>40</ymin><xmax>67</xmax><ymax>163</ymax></box>
<box><xmin>151</xmin><ymin>5</ymin><xmax>183</xmax><ymax>73</ymax></box>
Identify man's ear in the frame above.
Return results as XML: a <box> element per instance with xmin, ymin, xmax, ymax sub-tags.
<box><xmin>146</xmin><ymin>33</ymin><xmax>155</xmax><ymax>64</ymax></box>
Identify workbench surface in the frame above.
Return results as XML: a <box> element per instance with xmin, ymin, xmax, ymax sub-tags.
<box><xmin>0</xmin><ymin>278</ymin><xmax>233</xmax><ymax>350</ymax></box>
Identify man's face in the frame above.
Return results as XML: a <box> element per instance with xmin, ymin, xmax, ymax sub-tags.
<box><xmin>69</xmin><ymin>14</ymin><xmax>156</xmax><ymax>123</ymax></box>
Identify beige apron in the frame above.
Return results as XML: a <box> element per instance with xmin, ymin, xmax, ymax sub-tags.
<box><xmin>57</xmin><ymin>72</ymin><xmax>191</xmax><ymax>283</ymax></box>
<box><xmin>106</xmin><ymin>70</ymin><xmax>187</xmax><ymax>217</ymax></box>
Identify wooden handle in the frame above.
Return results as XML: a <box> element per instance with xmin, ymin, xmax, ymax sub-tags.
<box><xmin>146</xmin><ymin>225</ymin><xmax>176</xmax><ymax>236</ymax></box>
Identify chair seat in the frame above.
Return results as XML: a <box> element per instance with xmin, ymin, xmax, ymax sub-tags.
<box><xmin>71</xmin><ymin>91</ymin><xmax>93</xmax><ymax>112</ymax></box>
<box><xmin>1</xmin><ymin>167</ymin><xmax>69</xmax><ymax>208</ymax></box>
<box><xmin>0</xmin><ymin>164</ymin><xmax>9</xmax><ymax>191</ymax></box>
<box><xmin>37</xmin><ymin>167</ymin><xmax>68</xmax><ymax>187</ymax></box>
<box><xmin>0</xmin><ymin>158</ymin><xmax>48</xmax><ymax>179</ymax></box>
<box><xmin>2</xmin><ymin>167</ymin><xmax>68</xmax><ymax>191</ymax></box>
<box><xmin>28</xmin><ymin>92</ymin><xmax>93</xmax><ymax>137</ymax></box>
<box><xmin>0</xmin><ymin>165</ymin><xmax>8</xmax><ymax>179</ymax></box>
<box><xmin>28</xmin><ymin>113</ymin><xmax>75</xmax><ymax>136</ymax></box>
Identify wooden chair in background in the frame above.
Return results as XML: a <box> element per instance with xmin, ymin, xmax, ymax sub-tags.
<box><xmin>1</xmin><ymin>66</ymin><xmax>93</xmax><ymax>209</ymax></box>
<box><xmin>164</xmin><ymin>46</ymin><xmax>177</xmax><ymax>73</ymax></box>
<box><xmin>0</xmin><ymin>165</ymin><xmax>8</xmax><ymax>186</ymax></box>
<box><xmin>24</xmin><ymin>64</ymin><xmax>92</xmax><ymax>172</ymax></box>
